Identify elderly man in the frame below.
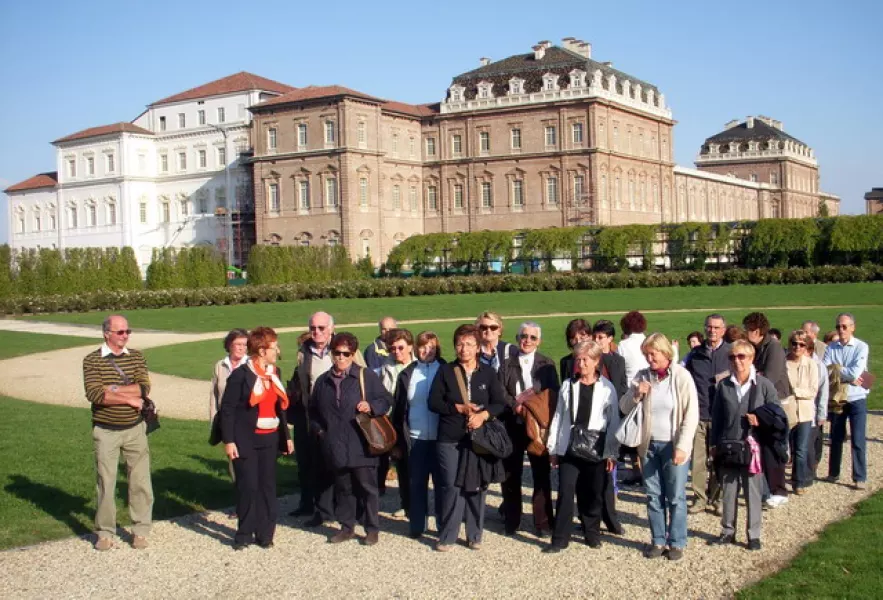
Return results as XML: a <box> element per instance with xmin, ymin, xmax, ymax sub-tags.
<box><xmin>802</xmin><ymin>321</ymin><xmax>828</xmax><ymax>360</ymax></box>
<box><xmin>364</xmin><ymin>316</ymin><xmax>397</xmax><ymax>370</ymax></box>
<box><xmin>686</xmin><ymin>314</ymin><xmax>730</xmax><ymax>515</ymax></box>
<box><xmin>824</xmin><ymin>313</ymin><xmax>870</xmax><ymax>490</ymax></box>
<box><xmin>82</xmin><ymin>315</ymin><xmax>153</xmax><ymax>551</ymax></box>
<box><xmin>287</xmin><ymin>312</ymin><xmax>365</xmax><ymax>525</ymax></box>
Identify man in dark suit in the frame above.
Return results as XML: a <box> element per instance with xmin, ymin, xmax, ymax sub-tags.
<box><xmin>498</xmin><ymin>321</ymin><xmax>560</xmax><ymax>537</ymax></box>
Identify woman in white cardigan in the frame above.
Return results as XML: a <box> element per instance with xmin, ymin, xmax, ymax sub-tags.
<box><xmin>544</xmin><ymin>341</ymin><xmax>620</xmax><ymax>553</ymax></box>
<box><xmin>620</xmin><ymin>333</ymin><xmax>699</xmax><ymax>561</ymax></box>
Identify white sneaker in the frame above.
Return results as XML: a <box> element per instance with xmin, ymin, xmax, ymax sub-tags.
<box><xmin>393</xmin><ymin>508</ymin><xmax>406</xmax><ymax>518</ymax></box>
<box><xmin>766</xmin><ymin>495</ymin><xmax>788</xmax><ymax>508</ymax></box>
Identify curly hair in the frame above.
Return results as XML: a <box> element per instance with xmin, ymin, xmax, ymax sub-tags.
<box><xmin>330</xmin><ymin>332</ymin><xmax>359</xmax><ymax>353</ymax></box>
<box><xmin>742</xmin><ymin>312</ymin><xmax>770</xmax><ymax>336</ymax></box>
<box><xmin>620</xmin><ymin>311</ymin><xmax>647</xmax><ymax>336</ymax></box>
<box><xmin>223</xmin><ymin>328</ymin><xmax>249</xmax><ymax>353</ymax></box>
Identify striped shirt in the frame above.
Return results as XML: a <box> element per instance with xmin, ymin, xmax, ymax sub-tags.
<box><xmin>83</xmin><ymin>346</ymin><xmax>151</xmax><ymax>428</ymax></box>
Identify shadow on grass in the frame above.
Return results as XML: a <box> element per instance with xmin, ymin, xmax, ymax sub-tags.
<box><xmin>4</xmin><ymin>475</ymin><xmax>92</xmax><ymax>538</ymax></box>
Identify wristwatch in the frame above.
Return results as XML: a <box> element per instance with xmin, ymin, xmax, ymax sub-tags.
<box><xmin>110</xmin><ymin>385</ymin><xmax>119</xmax><ymax>393</ymax></box>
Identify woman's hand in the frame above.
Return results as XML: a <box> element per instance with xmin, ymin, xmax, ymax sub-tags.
<box><xmin>637</xmin><ymin>380</ymin><xmax>651</xmax><ymax>398</ymax></box>
<box><xmin>746</xmin><ymin>413</ymin><xmax>759</xmax><ymax>427</ymax></box>
<box><xmin>225</xmin><ymin>442</ymin><xmax>239</xmax><ymax>460</ymax></box>
<box><xmin>467</xmin><ymin>410</ymin><xmax>489</xmax><ymax>431</ymax></box>
<box><xmin>356</xmin><ymin>400</ymin><xmax>371</xmax><ymax>414</ymax></box>
<box><xmin>606</xmin><ymin>457</ymin><xmax>616</xmax><ymax>473</ymax></box>
<box><xmin>550</xmin><ymin>455</ymin><xmax>559</xmax><ymax>468</ymax></box>
<box><xmin>673</xmin><ymin>448</ymin><xmax>688</xmax><ymax>466</ymax></box>
<box><xmin>455</xmin><ymin>403</ymin><xmax>477</xmax><ymax>415</ymax></box>
<box><xmin>284</xmin><ymin>439</ymin><xmax>294</xmax><ymax>455</ymax></box>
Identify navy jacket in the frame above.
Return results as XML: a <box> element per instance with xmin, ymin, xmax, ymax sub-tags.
<box><xmin>363</xmin><ymin>337</ymin><xmax>388</xmax><ymax>370</ymax></box>
<box><xmin>309</xmin><ymin>365</ymin><xmax>392</xmax><ymax>470</ymax></box>
<box><xmin>686</xmin><ymin>340</ymin><xmax>732</xmax><ymax>421</ymax></box>
<box><xmin>220</xmin><ymin>364</ymin><xmax>291</xmax><ymax>458</ymax></box>
<box><xmin>428</xmin><ymin>362</ymin><xmax>508</xmax><ymax>444</ymax></box>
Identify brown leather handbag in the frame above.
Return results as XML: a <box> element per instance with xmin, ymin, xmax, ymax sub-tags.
<box><xmin>354</xmin><ymin>368</ymin><xmax>398</xmax><ymax>455</ymax></box>
<box><xmin>522</xmin><ymin>389</ymin><xmax>554</xmax><ymax>456</ymax></box>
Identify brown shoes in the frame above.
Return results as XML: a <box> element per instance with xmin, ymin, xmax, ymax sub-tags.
<box><xmin>131</xmin><ymin>536</ymin><xmax>149</xmax><ymax>550</ymax></box>
<box><xmin>94</xmin><ymin>537</ymin><xmax>113</xmax><ymax>552</ymax></box>
<box><xmin>363</xmin><ymin>531</ymin><xmax>379</xmax><ymax>546</ymax></box>
<box><xmin>328</xmin><ymin>529</ymin><xmax>356</xmax><ymax>544</ymax></box>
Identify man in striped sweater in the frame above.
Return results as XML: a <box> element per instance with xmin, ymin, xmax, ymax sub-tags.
<box><xmin>82</xmin><ymin>314</ymin><xmax>153</xmax><ymax>551</ymax></box>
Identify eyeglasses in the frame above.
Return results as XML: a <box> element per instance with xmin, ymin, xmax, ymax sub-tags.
<box><xmin>332</xmin><ymin>350</ymin><xmax>352</xmax><ymax>358</ymax></box>
<box><xmin>790</xmin><ymin>342</ymin><xmax>807</xmax><ymax>348</ymax></box>
<box><xmin>478</xmin><ymin>324</ymin><xmax>500</xmax><ymax>332</ymax></box>
<box><xmin>835</xmin><ymin>324</ymin><xmax>850</xmax><ymax>330</ymax></box>
<box><xmin>520</xmin><ymin>334</ymin><xmax>539</xmax><ymax>341</ymax></box>
<box><xmin>729</xmin><ymin>353</ymin><xmax>750</xmax><ymax>361</ymax></box>
<box><xmin>309</xmin><ymin>325</ymin><xmax>327</xmax><ymax>332</ymax></box>
<box><xmin>112</xmin><ymin>329</ymin><xmax>132</xmax><ymax>336</ymax></box>
<box><xmin>390</xmin><ymin>344</ymin><xmax>409</xmax><ymax>352</ymax></box>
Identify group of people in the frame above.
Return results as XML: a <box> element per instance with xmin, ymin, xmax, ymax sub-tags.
<box><xmin>83</xmin><ymin>307</ymin><xmax>871</xmax><ymax>560</ymax></box>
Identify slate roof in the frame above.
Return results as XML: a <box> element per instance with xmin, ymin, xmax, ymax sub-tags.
<box><xmin>381</xmin><ymin>101</ymin><xmax>439</xmax><ymax>118</ymax></box>
<box><xmin>150</xmin><ymin>71</ymin><xmax>295</xmax><ymax>106</ymax></box>
<box><xmin>4</xmin><ymin>172</ymin><xmax>58</xmax><ymax>193</ymax></box>
<box><xmin>704</xmin><ymin>119</ymin><xmax>805</xmax><ymax>146</ymax></box>
<box><xmin>450</xmin><ymin>46</ymin><xmax>660</xmax><ymax>103</ymax></box>
<box><xmin>53</xmin><ymin>122</ymin><xmax>154</xmax><ymax>144</ymax></box>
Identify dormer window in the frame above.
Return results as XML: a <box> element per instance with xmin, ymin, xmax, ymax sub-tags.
<box><xmin>477</xmin><ymin>81</ymin><xmax>493</xmax><ymax>99</ymax></box>
<box><xmin>449</xmin><ymin>85</ymin><xmax>466</xmax><ymax>103</ymax></box>
<box><xmin>509</xmin><ymin>78</ymin><xmax>525</xmax><ymax>95</ymax></box>
<box><xmin>542</xmin><ymin>73</ymin><xmax>559</xmax><ymax>91</ymax></box>
<box><xmin>569</xmin><ymin>69</ymin><xmax>586</xmax><ymax>88</ymax></box>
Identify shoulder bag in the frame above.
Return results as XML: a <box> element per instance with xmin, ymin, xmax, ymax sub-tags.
<box><xmin>454</xmin><ymin>365</ymin><xmax>511</xmax><ymax>458</ymax></box>
<box><xmin>566</xmin><ymin>380</ymin><xmax>605</xmax><ymax>463</ymax></box>
<box><xmin>715</xmin><ymin>382</ymin><xmax>757</xmax><ymax>468</ymax></box>
<box><xmin>355</xmin><ymin>368</ymin><xmax>398</xmax><ymax>456</ymax></box>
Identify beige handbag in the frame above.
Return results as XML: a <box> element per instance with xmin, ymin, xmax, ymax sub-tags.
<box><xmin>780</xmin><ymin>396</ymin><xmax>799</xmax><ymax>430</ymax></box>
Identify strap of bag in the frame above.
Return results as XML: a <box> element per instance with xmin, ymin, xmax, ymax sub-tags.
<box><xmin>108</xmin><ymin>357</ymin><xmax>132</xmax><ymax>385</ymax></box>
<box><xmin>359</xmin><ymin>367</ymin><xmax>366</xmax><ymax>406</ymax></box>
<box><xmin>453</xmin><ymin>365</ymin><xmax>471</xmax><ymax>406</ymax></box>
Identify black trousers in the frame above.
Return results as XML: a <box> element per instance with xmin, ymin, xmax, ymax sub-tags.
<box><xmin>501</xmin><ymin>423</ymin><xmax>553</xmax><ymax>533</ymax></box>
<box><xmin>761</xmin><ymin>443</ymin><xmax>788</xmax><ymax>497</ymax></box>
<box><xmin>551</xmin><ymin>454</ymin><xmax>606</xmax><ymax>548</ymax></box>
<box><xmin>290</xmin><ymin>407</ymin><xmax>314</xmax><ymax>510</ymax></box>
<box><xmin>312</xmin><ymin>435</ymin><xmax>336</xmax><ymax>522</ymax></box>
<box><xmin>335</xmin><ymin>466</ymin><xmax>380</xmax><ymax>533</ymax></box>
<box><xmin>232</xmin><ymin>432</ymin><xmax>279</xmax><ymax>546</ymax></box>
<box><xmin>602</xmin><ymin>470</ymin><xmax>621</xmax><ymax>532</ymax></box>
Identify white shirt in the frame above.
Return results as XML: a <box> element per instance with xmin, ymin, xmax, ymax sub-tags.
<box><xmin>729</xmin><ymin>365</ymin><xmax>758</xmax><ymax>403</ymax></box>
<box><xmin>518</xmin><ymin>351</ymin><xmax>535</xmax><ymax>393</ymax></box>
<box><xmin>617</xmin><ymin>333</ymin><xmax>649</xmax><ymax>383</ymax></box>
<box><xmin>650</xmin><ymin>373</ymin><xmax>675</xmax><ymax>442</ymax></box>
<box><xmin>547</xmin><ymin>377</ymin><xmax>620</xmax><ymax>458</ymax></box>
<box><xmin>100</xmin><ymin>343</ymin><xmax>129</xmax><ymax>357</ymax></box>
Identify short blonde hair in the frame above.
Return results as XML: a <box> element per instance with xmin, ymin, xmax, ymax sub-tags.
<box><xmin>641</xmin><ymin>332</ymin><xmax>674</xmax><ymax>361</ymax></box>
<box><xmin>573</xmin><ymin>340</ymin><xmax>603</xmax><ymax>362</ymax></box>
<box><xmin>729</xmin><ymin>339</ymin><xmax>756</xmax><ymax>359</ymax></box>
<box><xmin>475</xmin><ymin>311</ymin><xmax>504</xmax><ymax>330</ymax></box>
<box><xmin>788</xmin><ymin>329</ymin><xmax>810</xmax><ymax>347</ymax></box>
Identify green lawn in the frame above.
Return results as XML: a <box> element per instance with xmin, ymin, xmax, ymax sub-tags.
<box><xmin>22</xmin><ymin>282</ymin><xmax>883</xmax><ymax>333</ymax></box>
<box><xmin>0</xmin><ymin>330</ymin><xmax>96</xmax><ymax>360</ymax></box>
<box><xmin>0</xmin><ymin>396</ymin><xmax>299</xmax><ymax>549</ymax></box>
<box><xmin>738</xmin><ymin>490</ymin><xmax>883</xmax><ymax>599</ymax></box>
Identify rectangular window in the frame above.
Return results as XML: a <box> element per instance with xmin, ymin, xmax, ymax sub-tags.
<box><xmin>325</xmin><ymin>121</ymin><xmax>335</xmax><ymax>145</ymax></box>
<box><xmin>298</xmin><ymin>123</ymin><xmax>307</xmax><ymax>148</ymax></box>
<box><xmin>198</xmin><ymin>194</ymin><xmax>208</xmax><ymax>214</ymax></box>
<box><xmin>511</xmin><ymin>128</ymin><xmax>522</xmax><ymax>150</ymax></box>
<box><xmin>749</xmin><ymin>173</ymin><xmax>758</xmax><ymax>182</ymax></box>
<box><xmin>198</xmin><ymin>110</ymin><xmax>205</xmax><ymax>125</ymax></box>
<box><xmin>217</xmin><ymin>107</ymin><xmax>225</xmax><ymax>123</ymax></box>
<box><xmin>49</xmin><ymin>213</ymin><xmax>57</xmax><ymax>230</ymax></box>
<box><xmin>771</xmin><ymin>173</ymin><xmax>779</xmax><ymax>185</ymax></box>
<box><xmin>198</xmin><ymin>149</ymin><xmax>207</xmax><ymax>168</ymax></box>
<box><xmin>34</xmin><ymin>215</ymin><xmax>41</xmax><ymax>232</ymax></box>
<box><xmin>299</xmin><ymin>181</ymin><xmax>310</xmax><ymax>210</ymax></box>
<box><xmin>454</xmin><ymin>184</ymin><xmax>464</xmax><ymax>209</ymax></box>
<box><xmin>178</xmin><ymin>152</ymin><xmax>187</xmax><ymax>170</ymax></box>
<box><xmin>479</xmin><ymin>131</ymin><xmax>490</xmax><ymax>154</ymax></box>
<box><xmin>268</xmin><ymin>128</ymin><xmax>277</xmax><ymax>150</ymax></box>
<box><xmin>180</xmin><ymin>198</ymin><xmax>189</xmax><ymax>217</ymax></box>
<box><xmin>68</xmin><ymin>158</ymin><xmax>76</xmax><ymax>177</ymax></box>
<box><xmin>452</xmin><ymin>134</ymin><xmax>462</xmax><ymax>155</ymax></box>
<box><xmin>574</xmin><ymin>175</ymin><xmax>585</xmax><ymax>204</ymax></box>
<box><xmin>140</xmin><ymin>202</ymin><xmax>147</xmax><ymax>224</ymax></box>
<box><xmin>409</xmin><ymin>136</ymin><xmax>415</xmax><ymax>159</ymax></box>
<box><xmin>359</xmin><ymin>178</ymin><xmax>368</xmax><ymax>208</ymax></box>
<box><xmin>17</xmin><ymin>216</ymin><xmax>24</xmax><ymax>233</ymax></box>
<box><xmin>88</xmin><ymin>205</ymin><xmax>97</xmax><ymax>226</ymax></box>
<box><xmin>69</xmin><ymin>206</ymin><xmax>78</xmax><ymax>228</ymax></box>
<box><xmin>427</xmin><ymin>185</ymin><xmax>438</xmax><ymax>211</ymax></box>
<box><xmin>513</xmin><ymin>180</ymin><xmax>524</xmax><ymax>208</ymax></box>
<box><xmin>138</xmin><ymin>153</ymin><xmax>146</xmax><ymax>173</ymax></box>
<box><xmin>108</xmin><ymin>204</ymin><xmax>117</xmax><ymax>225</ymax></box>
<box><xmin>106</xmin><ymin>154</ymin><xmax>115</xmax><ymax>172</ymax></box>
<box><xmin>409</xmin><ymin>186</ymin><xmax>418</xmax><ymax>211</ymax></box>
<box><xmin>161</xmin><ymin>202</ymin><xmax>170</xmax><ymax>223</ymax></box>
<box><xmin>391</xmin><ymin>133</ymin><xmax>399</xmax><ymax>157</ymax></box>
<box><xmin>392</xmin><ymin>185</ymin><xmax>401</xmax><ymax>210</ymax></box>
<box><xmin>545</xmin><ymin>126</ymin><xmax>557</xmax><ymax>147</ymax></box>
<box><xmin>481</xmin><ymin>182</ymin><xmax>492</xmax><ymax>208</ymax></box>
<box><xmin>160</xmin><ymin>154</ymin><xmax>168</xmax><ymax>173</ymax></box>
<box><xmin>216</xmin><ymin>188</ymin><xmax>226</xmax><ymax>210</ymax></box>
<box><xmin>159</xmin><ymin>116</ymin><xmax>166</xmax><ymax>131</ymax></box>
<box><xmin>358</xmin><ymin>122</ymin><xmax>366</xmax><ymax>148</ymax></box>
<box><xmin>572</xmin><ymin>123</ymin><xmax>584</xmax><ymax>144</ymax></box>
<box><xmin>325</xmin><ymin>177</ymin><xmax>338</xmax><ymax>208</ymax></box>
<box><xmin>268</xmin><ymin>183</ymin><xmax>280</xmax><ymax>212</ymax></box>
<box><xmin>178</xmin><ymin>113</ymin><xmax>186</xmax><ymax>128</ymax></box>
<box><xmin>217</xmin><ymin>147</ymin><xmax>226</xmax><ymax>166</ymax></box>
<box><xmin>547</xmin><ymin>176</ymin><xmax>559</xmax><ymax>205</ymax></box>
<box><xmin>86</xmin><ymin>156</ymin><xmax>95</xmax><ymax>176</ymax></box>
<box><xmin>426</xmin><ymin>137</ymin><xmax>436</xmax><ymax>156</ymax></box>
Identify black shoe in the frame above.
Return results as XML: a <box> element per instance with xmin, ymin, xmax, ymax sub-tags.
<box><xmin>708</xmin><ymin>534</ymin><xmax>736</xmax><ymax>546</ymax></box>
<box><xmin>504</xmin><ymin>528</ymin><xmax>518</xmax><ymax>537</ymax></box>
<box><xmin>536</xmin><ymin>529</ymin><xmax>550</xmax><ymax>539</ymax></box>
<box><xmin>747</xmin><ymin>539</ymin><xmax>762</xmax><ymax>551</ymax></box>
<box><xmin>304</xmin><ymin>515</ymin><xmax>325</xmax><ymax>528</ymax></box>
<box><xmin>289</xmin><ymin>505</ymin><xmax>313</xmax><ymax>517</ymax></box>
<box><xmin>257</xmin><ymin>540</ymin><xmax>274</xmax><ymax>549</ymax></box>
<box><xmin>585</xmin><ymin>538</ymin><xmax>602</xmax><ymax>549</ymax></box>
<box><xmin>606</xmin><ymin>524</ymin><xmax>624</xmax><ymax>536</ymax></box>
<box><xmin>408</xmin><ymin>531</ymin><xmax>423</xmax><ymax>540</ymax></box>
<box><xmin>232</xmin><ymin>541</ymin><xmax>250</xmax><ymax>551</ymax></box>
<box><xmin>542</xmin><ymin>544</ymin><xmax>566</xmax><ymax>554</ymax></box>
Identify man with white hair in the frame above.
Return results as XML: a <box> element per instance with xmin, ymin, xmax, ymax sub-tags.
<box><xmin>802</xmin><ymin>320</ymin><xmax>827</xmax><ymax>359</ymax></box>
<box><xmin>364</xmin><ymin>316</ymin><xmax>397</xmax><ymax>369</ymax></box>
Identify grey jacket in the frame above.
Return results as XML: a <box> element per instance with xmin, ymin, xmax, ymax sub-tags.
<box><xmin>710</xmin><ymin>373</ymin><xmax>779</xmax><ymax>446</ymax></box>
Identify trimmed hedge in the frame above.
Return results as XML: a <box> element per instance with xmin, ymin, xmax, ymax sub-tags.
<box><xmin>4</xmin><ymin>264</ymin><xmax>881</xmax><ymax>315</ymax></box>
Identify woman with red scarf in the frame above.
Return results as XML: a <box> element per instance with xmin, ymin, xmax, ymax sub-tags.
<box><xmin>221</xmin><ymin>326</ymin><xmax>294</xmax><ymax>550</ymax></box>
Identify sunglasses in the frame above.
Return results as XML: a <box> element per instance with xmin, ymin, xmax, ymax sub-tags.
<box><xmin>835</xmin><ymin>324</ymin><xmax>850</xmax><ymax>330</ymax></box>
<box><xmin>389</xmin><ymin>344</ymin><xmax>409</xmax><ymax>352</ymax></box>
<box><xmin>520</xmin><ymin>334</ymin><xmax>539</xmax><ymax>341</ymax></box>
<box><xmin>309</xmin><ymin>325</ymin><xmax>327</xmax><ymax>332</ymax></box>
<box><xmin>479</xmin><ymin>324</ymin><xmax>500</xmax><ymax>332</ymax></box>
<box><xmin>729</xmin><ymin>353</ymin><xmax>750</xmax><ymax>361</ymax></box>
<box><xmin>790</xmin><ymin>342</ymin><xmax>807</xmax><ymax>348</ymax></box>
<box><xmin>332</xmin><ymin>350</ymin><xmax>352</xmax><ymax>358</ymax></box>
<box><xmin>111</xmin><ymin>329</ymin><xmax>132</xmax><ymax>336</ymax></box>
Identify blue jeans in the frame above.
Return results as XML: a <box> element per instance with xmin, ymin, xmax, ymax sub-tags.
<box><xmin>829</xmin><ymin>399</ymin><xmax>868</xmax><ymax>483</ymax></box>
<box><xmin>407</xmin><ymin>439</ymin><xmax>441</xmax><ymax>536</ymax></box>
<box><xmin>643</xmin><ymin>440</ymin><xmax>689</xmax><ymax>549</ymax></box>
<box><xmin>791</xmin><ymin>421</ymin><xmax>812</xmax><ymax>489</ymax></box>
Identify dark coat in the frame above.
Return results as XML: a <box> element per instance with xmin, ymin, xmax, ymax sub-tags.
<box><xmin>711</xmin><ymin>374</ymin><xmax>779</xmax><ymax>446</ymax></box>
<box><xmin>560</xmin><ymin>353</ymin><xmax>627</xmax><ymax>399</ymax></box>
<box><xmin>428</xmin><ymin>362</ymin><xmax>507</xmax><ymax>444</ymax></box>
<box><xmin>754</xmin><ymin>335</ymin><xmax>789</xmax><ymax>399</ymax></box>
<box><xmin>363</xmin><ymin>337</ymin><xmax>388</xmax><ymax>370</ymax></box>
<box><xmin>220</xmin><ymin>364</ymin><xmax>291</xmax><ymax>458</ymax></box>
<box><xmin>479</xmin><ymin>341</ymin><xmax>517</xmax><ymax>371</ymax></box>
<box><xmin>308</xmin><ymin>365</ymin><xmax>392</xmax><ymax>470</ymax></box>
<box><xmin>686</xmin><ymin>340</ymin><xmax>732</xmax><ymax>421</ymax></box>
<box><xmin>499</xmin><ymin>351</ymin><xmax>560</xmax><ymax>417</ymax></box>
<box><xmin>285</xmin><ymin>342</ymin><xmax>318</xmax><ymax>418</ymax></box>
<box><xmin>391</xmin><ymin>359</ymin><xmax>446</xmax><ymax>451</ymax></box>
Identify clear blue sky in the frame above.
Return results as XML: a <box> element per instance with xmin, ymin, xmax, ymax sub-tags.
<box><xmin>2</xmin><ymin>0</ymin><xmax>880</xmax><ymax>242</ymax></box>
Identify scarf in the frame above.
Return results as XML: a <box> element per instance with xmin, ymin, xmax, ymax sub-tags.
<box><xmin>247</xmin><ymin>359</ymin><xmax>289</xmax><ymax>410</ymax></box>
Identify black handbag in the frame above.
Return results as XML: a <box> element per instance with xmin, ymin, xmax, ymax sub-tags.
<box><xmin>566</xmin><ymin>381</ymin><xmax>605</xmax><ymax>463</ymax></box>
<box><xmin>470</xmin><ymin>418</ymin><xmax>513</xmax><ymax>458</ymax></box>
<box><xmin>716</xmin><ymin>439</ymin><xmax>751</xmax><ymax>467</ymax></box>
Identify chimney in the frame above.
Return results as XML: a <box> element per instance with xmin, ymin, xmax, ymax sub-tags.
<box><xmin>724</xmin><ymin>119</ymin><xmax>740</xmax><ymax>130</ymax></box>
<box><xmin>533</xmin><ymin>44</ymin><xmax>546</xmax><ymax>60</ymax></box>
<box><xmin>602</xmin><ymin>61</ymin><xmax>613</xmax><ymax>68</ymax></box>
<box><xmin>539</xmin><ymin>40</ymin><xmax>551</xmax><ymax>49</ymax></box>
<box><xmin>746</xmin><ymin>116</ymin><xmax>755</xmax><ymax>128</ymax></box>
<box><xmin>479</xmin><ymin>57</ymin><xmax>491</xmax><ymax>67</ymax></box>
<box><xmin>577</xmin><ymin>42</ymin><xmax>592</xmax><ymax>59</ymax></box>
<box><xmin>561</xmin><ymin>36</ymin><xmax>575</xmax><ymax>50</ymax></box>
